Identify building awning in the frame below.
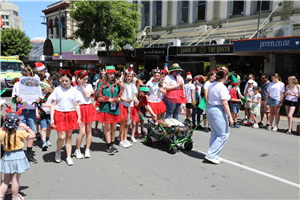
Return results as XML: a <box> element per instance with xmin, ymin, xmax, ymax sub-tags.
<box><xmin>43</xmin><ymin>38</ymin><xmax>79</xmax><ymax>56</ymax></box>
<box><xmin>233</xmin><ymin>36</ymin><xmax>300</xmax><ymax>55</ymax></box>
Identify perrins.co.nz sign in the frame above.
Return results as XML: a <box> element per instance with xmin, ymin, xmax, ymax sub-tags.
<box><xmin>177</xmin><ymin>44</ymin><xmax>234</xmax><ymax>55</ymax></box>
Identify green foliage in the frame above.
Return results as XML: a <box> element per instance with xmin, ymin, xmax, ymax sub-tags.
<box><xmin>1</xmin><ymin>28</ymin><xmax>32</xmax><ymax>60</ymax></box>
<box><xmin>70</xmin><ymin>0</ymin><xmax>141</xmax><ymax>63</ymax></box>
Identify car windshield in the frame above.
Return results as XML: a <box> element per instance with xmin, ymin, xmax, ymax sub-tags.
<box><xmin>0</xmin><ymin>61</ymin><xmax>23</xmax><ymax>72</ymax></box>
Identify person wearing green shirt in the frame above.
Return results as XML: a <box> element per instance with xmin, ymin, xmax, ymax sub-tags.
<box><xmin>96</xmin><ymin>66</ymin><xmax>123</xmax><ymax>155</ymax></box>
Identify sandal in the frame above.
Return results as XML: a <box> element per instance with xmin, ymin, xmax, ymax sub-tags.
<box><xmin>267</xmin><ymin>126</ymin><xmax>272</xmax><ymax>131</ymax></box>
<box><xmin>285</xmin><ymin>131</ymin><xmax>291</xmax><ymax>135</ymax></box>
<box><xmin>272</xmin><ymin>127</ymin><xmax>278</xmax><ymax>132</ymax></box>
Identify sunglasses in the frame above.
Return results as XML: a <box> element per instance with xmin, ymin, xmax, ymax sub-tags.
<box><xmin>248</xmin><ymin>77</ymin><xmax>252</xmax><ymax>79</ymax></box>
<box><xmin>261</xmin><ymin>77</ymin><xmax>266</xmax><ymax>79</ymax></box>
<box><xmin>161</xmin><ymin>73</ymin><xmax>167</xmax><ymax>75</ymax></box>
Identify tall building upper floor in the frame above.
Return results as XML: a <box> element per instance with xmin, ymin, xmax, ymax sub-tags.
<box><xmin>0</xmin><ymin>2</ymin><xmax>23</xmax><ymax>31</ymax></box>
<box><xmin>136</xmin><ymin>0</ymin><xmax>300</xmax><ymax>47</ymax></box>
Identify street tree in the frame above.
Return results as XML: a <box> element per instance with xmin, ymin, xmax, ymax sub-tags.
<box><xmin>70</xmin><ymin>0</ymin><xmax>141</xmax><ymax>64</ymax></box>
<box><xmin>0</xmin><ymin>28</ymin><xmax>32</xmax><ymax>60</ymax></box>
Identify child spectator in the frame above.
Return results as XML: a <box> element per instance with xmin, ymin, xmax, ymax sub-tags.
<box><xmin>248</xmin><ymin>86</ymin><xmax>262</xmax><ymax>128</ymax></box>
<box><xmin>243</xmin><ymin>80</ymin><xmax>254</xmax><ymax>125</ymax></box>
<box><xmin>184</xmin><ymin>72</ymin><xmax>194</xmax><ymax>120</ymax></box>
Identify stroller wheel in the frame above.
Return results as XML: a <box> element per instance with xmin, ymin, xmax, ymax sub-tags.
<box><xmin>168</xmin><ymin>144</ymin><xmax>177</xmax><ymax>154</ymax></box>
<box><xmin>184</xmin><ymin>142</ymin><xmax>193</xmax><ymax>151</ymax></box>
<box><xmin>144</xmin><ymin>137</ymin><xmax>152</xmax><ymax>146</ymax></box>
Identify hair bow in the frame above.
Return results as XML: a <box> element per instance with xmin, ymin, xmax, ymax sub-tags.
<box><xmin>74</xmin><ymin>70</ymin><xmax>84</xmax><ymax>77</ymax></box>
<box><xmin>59</xmin><ymin>69</ymin><xmax>72</xmax><ymax>77</ymax></box>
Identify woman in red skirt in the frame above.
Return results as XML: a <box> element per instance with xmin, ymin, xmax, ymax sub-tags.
<box><xmin>73</xmin><ymin>70</ymin><xmax>98</xmax><ymax>159</ymax></box>
<box><xmin>146</xmin><ymin>67</ymin><xmax>167</xmax><ymax>121</ymax></box>
<box><xmin>119</xmin><ymin>66</ymin><xmax>140</xmax><ymax>147</ymax></box>
<box><xmin>50</xmin><ymin>69</ymin><xmax>81</xmax><ymax>166</ymax></box>
<box><xmin>96</xmin><ymin>66</ymin><xmax>123</xmax><ymax>155</ymax></box>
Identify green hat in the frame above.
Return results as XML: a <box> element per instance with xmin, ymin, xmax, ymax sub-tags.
<box><xmin>169</xmin><ymin>63</ymin><xmax>183</xmax><ymax>73</ymax></box>
<box><xmin>139</xmin><ymin>85</ymin><xmax>150</xmax><ymax>95</ymax></box>
<box><xmin>106</xmin><ymin>66</ymin><xmax>116</xmax><ymax>74</ymax></box>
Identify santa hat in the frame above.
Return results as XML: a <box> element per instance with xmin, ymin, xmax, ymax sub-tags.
<box><xmin>186</xmin><ymin>71</ymin><xmax>192</xmax><ymax>80</ymax></box>
<box><xmin>126</xmin><ymin>64</ymin><xmax>134</xmax><ymax>74</ymax></box>
<box><xmin>106</xmin><ymin>66</ymin><xmax>116</xmax><ymax>74</ymax></box>
<box><xmin>194</xmin><ymin>75</ymin><xmax>203</xmax><ymax>83</ymax></box>
<box><xmin>34</xmin><ymin>62</ymin><xmax>46</xmax><ymax>71</ymax></box>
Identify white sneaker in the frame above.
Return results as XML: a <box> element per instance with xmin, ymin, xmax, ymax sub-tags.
<box><xmin>119</xmin><ymin>141</ymin><xmax>129</xmax><ymax>148</ymax></box>
<box><xmin>74</xmin><ymin>150</ymin><xmax>83</xmax><ymax>159</ymax></box>
<box><xmin>85</xmin><ymin>149</ymin><xmax>90</xmax><ymax>158</ymax></box>
<box><xmin>253</xmin><ymin>125</ymin><xmax>259</xmax><ymax>129</ymax></box>
<box><xmin>55</xmin><ymin>151</ymin><xmax>61</xmax><ymax>163</ymax></box>
<box><xmin>218</xmin><ymin>157</ymin><xmax>224</xmax><ymax>163</ymax></box>
<box><xmin>205</xmin><ymin>156</ymin><xmax>220</xmax><ymax>164</ymax></box>
<box><xmin>131</xmin><ymin>137</ymin><xmax>137</xmax><ymax>143</ymax></box>
<box><xmin>66</xmin><ymin>157</ymin><xmax>73</xmax><ymax>166</ymax></box>
<box><xmin>46</xmin><ymin>140</ymin><xmax>52</xmax><ymax>146</ymax></box>
<box><xmin>125</xmin><ymin>140</ymin><xmax>132</xmax><ymax>147</ymax></box>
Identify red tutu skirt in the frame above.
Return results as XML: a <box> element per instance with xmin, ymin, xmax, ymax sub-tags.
<box><xmin>148</xmin><ymin>101</ymin><xmax>166</xmax><ymax>114</ymax></box>
<box><xmin>80</xmin><ymin>103</ymin><xmax>98</xmax><ymax>123</ymax></box>
<box><xmin>119</xmin><ymin>104</ymin><xmax>140</xmax><ymax>123</ymax></box>
<box><xmin>98</xmin><ymin>112</ymin><xmax>121</xmax><ymax>124</ymax></box>
<box><xmin>54</xmin><ymin>110</ymin><xmax>78</xmax><ymax>132</ymax></box>
<box><xmin>165</xmin><ymin>89</ymin><xmax>187</xmax><ymax>104</ymax></box>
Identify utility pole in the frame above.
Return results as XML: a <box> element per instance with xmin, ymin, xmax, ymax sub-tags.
<box><xmin>59</xmin><ymin>8</ymin><xmax>62</xmax><ymax>68</ymax></box>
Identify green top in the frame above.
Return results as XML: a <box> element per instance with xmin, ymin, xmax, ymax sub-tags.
<box><xmin>98</xmin><ymin>82</ymin><xmax>121</xmax><ymax>115</ymax></box>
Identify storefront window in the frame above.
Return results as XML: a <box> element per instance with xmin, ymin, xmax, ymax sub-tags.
<box><xmin>276</xmin><ymin>53</ymin><xmax>300</xmax><ymax>84</ymax></box>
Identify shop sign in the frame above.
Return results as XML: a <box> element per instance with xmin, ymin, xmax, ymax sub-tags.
<box><xmin>234</xmin><ymin>36</ymin><xmax>300</xmax><ymax>52</ymax></box>
<box><xmin>177</xmin><ymin>45</ymin><xmax>233</xmax><ymax>55</ymax></box>
<box><xmin>136</xmin><ymin>48</ymin><xmax>167</xmax><ymax>56</ymax></box>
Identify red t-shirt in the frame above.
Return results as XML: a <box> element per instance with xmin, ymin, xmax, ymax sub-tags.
<box><xmin>229</xmin><ymin>88</ymin><xmax>238</xmax><ymax>104</ymax></box>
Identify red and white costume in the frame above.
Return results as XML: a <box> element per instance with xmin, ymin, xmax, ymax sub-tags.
<box><xmin>146</xmin><ymin>80</ymin><xmax>166</xmax><ymax>115</ymax></box>
<box><xmin>119</xmin><ymin>65</ymin><xmax>140</xmax><ymax>123</ymax></box>
<box><xmin>76</xmin><ymin>84</ymin><xmax>98</xmax><ymax>123</ymax></box>
<box><xmin>164</xmin><ymin>74</ymin><xmax>187</xmax><ymax>104</ymax></box>
<box><xmin>52</xmin><ymin>85</ymin><xmax>80</xmax><ymax>131</ymax></box>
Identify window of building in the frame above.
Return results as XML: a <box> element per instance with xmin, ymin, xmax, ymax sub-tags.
<box><xmin>283</xmin><ymin>1</ymin><xmax>292</xmax><ymax>8</ymax></box>
<box><xmin>232</xmin><ymin>1</ymin><xmax>244</xmax><ymax>15</ymax></box>
<box><xmin>181</xmin><ymin>1</ymin><xmax>189</xmax><ymax>23</ymax></box>
<box><xmin>257</xmin><ymin>1</ymin><xmax>270</xmax><ymax>11</ymax></box>
<box><xmin>61</xmin><ymin>15</ymin><xmax>66</xmax><ymax>38</ymax></box>
<box><xmin>49</xmin><ymin>19</ymin><xmax>53</xmax><ymax>35</ymax></box>
<box><xmin>197</xmin><ymin>1</ymin><xmax>206</xmax><ymax>21</ymax></box>
<box><xmin>6</xmin><ymin>15</ymin><xmax>9</xmax><ymax>19</ymax></box>
<box><xmin>167</xmin><ymin>1</ymin><xmax>172</xmax><ymax>26</ymax></box>
<box><xmin>156</xmin><ymin>1</ymin><xmax>162</xmax><ymax>27</ymax></box>
<box><xmin>1</xmin><ymin>15</ymin><xmax>4</xmax><ymax>19</ymax></box>
<box><xmin>6</xmin><ymin>22</ymin><xmax>9</xmax><ymax>26</ymax></box>
<box><xmin>144</xmin><ymin>1</ymin><xmax>150</xmax><ymax>27</ymax></box>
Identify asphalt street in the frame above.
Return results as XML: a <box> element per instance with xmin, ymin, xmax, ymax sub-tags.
<box><xmin>1</xmin><ymin>95</ymin><xmax>299</xmax><ymax>199</ymax></box>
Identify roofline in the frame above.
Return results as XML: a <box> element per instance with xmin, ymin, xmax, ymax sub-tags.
<box><xmin>233</xmin><ymin>36</ymin><xmax>300</xmax><ymax>42</ymax></box>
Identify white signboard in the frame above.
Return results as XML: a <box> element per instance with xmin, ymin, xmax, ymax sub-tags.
<box><xmin>19</xmin><ymin>76</ymin><xmax>40</xmax><ymax>103</ymax></box>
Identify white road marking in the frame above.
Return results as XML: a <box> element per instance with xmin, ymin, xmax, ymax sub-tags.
<box><xmin>192</xmin><ymin>149</ymin><xmax>300</xmax><ymax>189</ymax></box>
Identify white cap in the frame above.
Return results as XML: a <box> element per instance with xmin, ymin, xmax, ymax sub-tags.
<box><xmin>248</xmin><ymin>80</ymin><xmax>254</xmax><ymax>84</ymax></box>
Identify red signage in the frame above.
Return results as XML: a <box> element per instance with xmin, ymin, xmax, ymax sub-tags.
<box><xmin>0</xmin><ymin>16</ymin><xmax>3</xmax><ymax>28</ymax></box>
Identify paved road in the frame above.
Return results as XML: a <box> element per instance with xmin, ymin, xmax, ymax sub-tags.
<box><xmin>1</xmin><ymin>95</ymin><xmax>299</xmax><ymax>199</ymax></box>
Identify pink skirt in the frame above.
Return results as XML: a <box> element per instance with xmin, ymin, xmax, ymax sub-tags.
<box><xmin>119</xmin><ymin>104</ymin><xmax>140</xmax><ymax>123</ymax></box>
<box><xmin>165</xmin><ymin>89</ymin><xmax>187</xmax><ymax>104</ymax></box>
<box><xmin>98</xmin><ymin>112</ymin><xmax>121</xmax><ymax>124</ymax></box>
<box><xmin>148</xmin><ymin>101</ymin><xmax>166</xmax><ymax>115</ymax></box>
<box><xmin>80</xmin><ymin>103</ymin><xmax>98</xmax><ymax>123</ymax></box>
<box><xmin>54</xmin><ymin>110</ymin><xmax>78</xmax><ymax>132</ymax></box>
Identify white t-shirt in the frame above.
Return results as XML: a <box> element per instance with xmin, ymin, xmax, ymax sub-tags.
<box><xmin>184</xmin><ymin>82</ymin><xmax>195</xmax><ymax>103</ymax></box>
<box><xmin>120</xmin><ymin>83</ymin><xmax>137</xmax><ymax>107</ymax></box>
<box><xmin>45</xmin><ymin>72</ymin><xmax>50</xmax><ymax>79</ymax></box>
<box><xmin>41</xmin><ymin>93</ymin><xmax>54</xmax><ymax>115</ymax></box>
<box><xmin>194</xmin><ymin>83</ymin><xmax>203</xmax><ymax>102</ymax></box>
<box><xmin>12</xmin><ymin>82</ymin><xmax>43</xmax><ymax>110</ymax></box>
<box><xmin>203</xmin><ymin>81</ymin><xmax>212</xmax><ymax>90</ymax></box>
<box><xmin>164</xmin><ymin>74</ymin><xmax>181</xmax><ymax>89</ymax></box>
<box><xmin>267</xmin><ymin>82</ymin><xmax>285</xmax><ymax>101</ymax></box>
<box><xmin>208</xmin><ymin>82</ymin><xmax>231</xmax><ymax>106</ymax></box>
<box><xmin>252</xmin><ymin>93</ymin><xmax>261</xmax><ymax>107</ymax></box>
<box><xmin>76</xmin><ymin>84</ymin><xmax>94</xmax><ymax>105</ymax></box>
<box><xmin>245</xmin><ymin>87</ymin><xmax>253</xmax><ymax>100</ymax></box>
<box><xmin>52</xmin><ymin>86</ymin><xmax>81</xmax><ymax>112</ymax></box>
<box><xmin>146</xmin><ymin>80</ymin><xmax>165</xmax><ymax>103</ymax></box>
<box><xmin>244</xmin><ymin>81</ymin><xmax>258</xmax><ymax>94</ymax></box>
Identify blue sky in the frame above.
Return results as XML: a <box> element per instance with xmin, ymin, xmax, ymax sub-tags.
<box><xmin>10</xmin><ymin>0</ymin><xmax>57</xmax><ymax>39</ymax></box>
